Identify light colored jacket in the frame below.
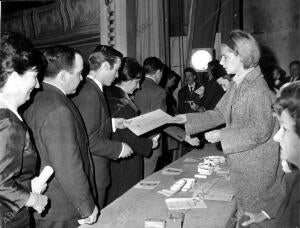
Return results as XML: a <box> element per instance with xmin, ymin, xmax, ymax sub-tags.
<box><xmin>185</xmin><ymin>67</ymin><xmax>281</xmax><ymax>213</ymax></box>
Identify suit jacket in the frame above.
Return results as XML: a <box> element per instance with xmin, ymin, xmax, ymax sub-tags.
<box><xmin>0</xmin><ymin>109</ymin><xmax>37</xmax><ymax>226</ymax></box>
<box><xmin>134</xmin><ymin>77</ymin><xmax>167</xmax><ymax>114</ymax></box>
<box><xmin>201</xmin><ymin>79</ymin><xmax>224</xmax><ymax>110</ymax></box>
<box><xmin>72</xmin><ymin>78</ymin><xmax>122</xmax><ymax>189</ymax></box>
<box><xmin>185</xmin><ymin>67</ymin><xmax>281</xmax><ymax>214</ymax></box>
<box><xmin>24</xmin><ymin>82</ymin><xmax>95</xmax><ymax>221</ymax></box>
<box><xmin>178</xmin><ymin>83</ymin><xmax>203</xmax><ymax>114</ymax></box>
<box><xmin>261</xmin><ymin>171</ymin><xmax>300</xmax><ymax>227</ymax></box>
<box><xmin>105</xmin><ymin>86</ymin><xmax>153</xmax><ymax>202</ymax></box>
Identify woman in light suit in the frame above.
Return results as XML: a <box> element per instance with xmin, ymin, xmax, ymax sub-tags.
<box><xmin>176</xmin><ymin>30</ymin><xmax>281</xmax><ymax>227</ymax></box>
<box><xmin>0</xmin><ymin>32</ymin><xmax>48</xmax><ymax>227</ymax></box>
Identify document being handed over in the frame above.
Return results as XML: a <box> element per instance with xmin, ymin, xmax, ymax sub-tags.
<box><xmin>124</xmin><ymin>109</ymin><xmax>181</xmax><ymax>136</ymax></box>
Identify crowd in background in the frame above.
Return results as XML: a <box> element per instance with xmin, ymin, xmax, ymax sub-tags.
<box><xmin>0</xmin><ymin>29</ymin><xmax>299</xmax><ymax>228</ymax></box>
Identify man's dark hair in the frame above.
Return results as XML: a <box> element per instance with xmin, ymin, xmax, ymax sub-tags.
<box><xmin>43</xmin><ymin>45</ymin><xmax>77</xmax><ymax>78</ymax></box>
<box><xmin>143</xmin><ymin>57</ymin><xmax>164</xmax><ymax>75</ymax></box>
<box><xmin>88</xmin><ymin>45</ymin><xmax>123</xmax><ymax>71</ymax></box>
<box><xmin>183</xmin><ymin>67</ymin><xmax>196</xmax><ymax>76</ymax></box>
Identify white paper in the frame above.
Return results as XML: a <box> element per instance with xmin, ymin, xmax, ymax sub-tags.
<box><xmin>162</xmin><ymin>168</ymin><xmax>183</xmax><ymax>176</ymax></box>
<box><xmin>134</xmin><ymin>181</ymin><xmax>160</xmax><ymax>190</ymax></box>
<box><xmin>124</xmin><ymin>109</ymin><xmax>176</xmax><ymax>136</ymax></box>
<box><xmin>165</xmin><ymin>198</ymin><xmax>207</xmax><ymax>210</ymax></box>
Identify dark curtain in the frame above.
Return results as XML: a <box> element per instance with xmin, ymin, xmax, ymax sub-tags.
<box><xmin>186</xmin><ymin>0</ymin><xmax>241</xmax><ymax>66</ymax></box>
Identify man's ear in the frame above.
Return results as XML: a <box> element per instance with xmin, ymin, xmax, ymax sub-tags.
<box><xmin>57</xmin><ymin>70</ymin><xmax>68</xmax><ymax>83</ymax></box>
<box><xmin>102</xmin><ymin>62</ymin><xmax>110</xmax><ymax>71</ymax></box>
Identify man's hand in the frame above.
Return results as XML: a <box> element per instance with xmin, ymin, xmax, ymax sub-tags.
<box><xmin>119</xmin><ymin>143</ymin><xmax>133</xmax><ymax>158</ymax></box>
<box><xmin>78</xmin><ymin>206</ymin><xmax>99</xmax><ymax>225</ymax></box>
<box><xmin>204</xmin><ymin>130</ymin><xmax>221</xmax><ymax>143</ymax></box>
<box><xmin>113</xmin><ymin>118</ymin><xmax>127</xmax><ymax>129</ymax></box>
<box><xmin>184</xmin><ymin>135</ymin><xmax>200</xmax><ymax>146</ymax></box>
<box><xmin>241</xmin><ymin>212</ymin><xmax>268</xmax><ymax>226</ymax></box>
<box><xmin>173</xmin><ymin>114</ymin><xmax>187</xmax><ymax>124</ymax></box>
<box><xmin>152</xmin><ymin>134</ymin><xmax>160</xmax><ymax>149</ymax></box>
<box><xmin>25</xmin><ymin>192</ymin><xmax>48</xmax><ymax>214</ymax></box>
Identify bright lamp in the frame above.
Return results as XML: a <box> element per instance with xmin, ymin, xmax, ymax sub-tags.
<box><xmin>190</xmin><ymin>48</ymin><xmax>214</xmax><ymax>71</ymax></box>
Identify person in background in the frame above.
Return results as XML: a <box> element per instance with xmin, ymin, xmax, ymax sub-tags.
<box><xmin>271</xmin><ymin>65</ymin><xmax>286</xmax><ymax>92</ymax></box>
<box><xmin>72</xmin><ymin>45</ymin><xmax>133</xmax><ymax>210</ymax></box>
<box><xmin>159</xmin><ymin>67</ymin><xmax>180</xmax><ymax>116</ymax></box>
<box><xmin>209</xmin><ymin>60</ymin><xmax>233</xmax><ymax>92</ymax></box>
<box><xmin>288</xmin><ymin>60</ymin><xmax>300</xmax><ymax>82</ymax></box>
<box><xmin>134</xmin><ymin>57</ymin><xmax>166</xmax><ymax>177</ymax></box>
<box><xmin>202</xmin><ymin>59</ymin><xmax>225</xmax><ymax>110</ymax></box>
<box><xmin>175</xmin><ymin>30</ymin><xmax>282</xmax><ymax>227</ymax></box>
<box><xmin>243</xmin><ymin>81</ymin><xmax>300</xmax><ymax>227</ymax></box>
<box><xmin>24</xmin><ymin>45</ymin><xmax>98</xmax><ymax>227</ymax></box>
<box><xmin>105</xmin><ymin>57</ymin><xmax>158</xmax><ymax>203</ymax></box>
<box><xmin>0</xmin><ymin>32</ymin><xmax>48</xmax><ymax>227</ymax></box>
<box><xmin>178</xmin><ymin>67</ymin><xmax>204</xmax><ymax>114</ymax></box>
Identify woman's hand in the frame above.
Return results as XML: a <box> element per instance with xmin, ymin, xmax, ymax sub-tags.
<box><xmin>185</xmin><ymin>135</ymin><xmax>200</xmax><ymax>146</ymax></box>
<box><xmin>25</xmin><ymin>192</ymin><xmax>48</xmax><ymax>214</ymax></box>
<box><xmin>204</xmin><ymin>130</ymin><xmax>221</xmax><ymax>143</ymax></box>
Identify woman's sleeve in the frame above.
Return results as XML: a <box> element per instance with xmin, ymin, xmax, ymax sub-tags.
<box><xmin>184</xmin><ymin>92</ymin><xmax>227</xmax><ymax>135</ymax></box>
<box><xmin>0</xmin><ymin>119</ymin><xmax>30</xmax><ymax>212</ymax></box>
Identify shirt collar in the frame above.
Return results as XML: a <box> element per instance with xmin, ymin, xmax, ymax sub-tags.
<box><xmin>43</xmin><ymin>81</ymin><xmax>66</xmax><ymax>95</ymax></box>
<box><xmin>145</xmin><ymin>75</ymin><xmax>157</xmax><ymax>83</ymax></box>
<box><xmin>88</xmin><ymin>75</ymin><xmax>103</xmax><ymax>91</ymax></box>
<box><xmin>232</xmin><ymin>68</ymin><xmax>254</xmax><ymax>86</ymax></box>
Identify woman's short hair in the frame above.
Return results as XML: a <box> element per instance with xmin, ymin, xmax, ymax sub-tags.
<box><xmin>222</xmin><ymin>29</ymin><xmax>260</xmax><ymax>69</ymax></box>
<box><xmin>274</xmin><ymin>81</ymin><xmax>300</xmax><ymax>137</ymax></box>
<box><xmin>115</xmin><ymin>57</ymin><xmax>143</xmax><ymax>84</ymax></box>
<box><xmin>89</xmin><ymin>45</ymin><xmax>123</xmax><ymax>71</ymax></box>
<box><xmin>0</xmin><ymin>31</ymin><xmax>44</xmax><ymax>88</ymax></box>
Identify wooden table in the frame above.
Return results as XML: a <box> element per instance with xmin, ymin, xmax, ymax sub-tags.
<box><xmin>80</xmin><ymin>144</ymin><xmax>236</xmax><ymax>228</ymax></box>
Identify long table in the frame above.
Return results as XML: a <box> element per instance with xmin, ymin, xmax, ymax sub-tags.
<box><xmin>80</xmin><ymin>144</ymin><xmax>236</xmax><ymax>228</ymax></box>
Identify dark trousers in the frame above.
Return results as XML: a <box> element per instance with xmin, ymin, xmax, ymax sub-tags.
<box><xmin>96</xmin><ymin>187</ymin><xmax>107</xmax><ymax>210</ymax></box>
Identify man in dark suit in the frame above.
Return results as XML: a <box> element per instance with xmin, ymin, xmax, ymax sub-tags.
<box><xmin>178</xmin><ymin>67</ymin><xmax>204</xmax><ymax>114</ymax></box>
<box><xmin>72</xmin><ymin>45</ymin><xmax>133</xmax><ymax>210</ymax></box>
<box><xmin>24</xmin><ymin>46</ymin><xmax>98</xmax><ymax>227</ymax></box>
<box><xmin>134</xmin><ymin>57</ymin><xmax>167</xmax><ymax>177</ymax></box>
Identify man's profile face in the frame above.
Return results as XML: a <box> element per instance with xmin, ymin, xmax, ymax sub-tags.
<box><xmin>102</xmin><ymin>57</ymin><xmax>121</xmax><ymax>86</ymax></box>
<box><xmin>66</xmin><ymin>53</ymin><xmax>83</xmax><ymax>94</ymax></box>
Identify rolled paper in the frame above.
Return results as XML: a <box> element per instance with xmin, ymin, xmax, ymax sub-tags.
<box><xmin>38</xmin><ymin>166</ymin><xmax>54</xmax><ymax>185</ymax></box>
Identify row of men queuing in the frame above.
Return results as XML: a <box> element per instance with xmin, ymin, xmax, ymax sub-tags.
<box><xmin>0</xmin><ymin>31</ymin><xmax>169</xmax><ymax>227</ymax></box>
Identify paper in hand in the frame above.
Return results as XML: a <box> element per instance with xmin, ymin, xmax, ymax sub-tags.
<box><xmin>124</xmin><ymin>109</ymin><xmax>175</xmax><ymax>136</ymax></box>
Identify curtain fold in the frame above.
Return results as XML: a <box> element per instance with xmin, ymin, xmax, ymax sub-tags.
<box><xmin>136</xmin><ymin>0</ymin><xmax>166</xmax><ymax>64</ymax></box>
